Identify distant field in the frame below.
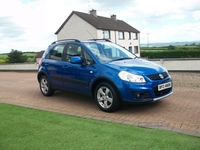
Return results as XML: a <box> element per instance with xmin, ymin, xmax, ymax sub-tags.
<box><xmin>23</xmin><ymin>52</ymin><xmax>37</xmax><ymax>62</ymax></box>
<box><xmin>141</xmin><ymin>47</ymin><xmax>168</xmax><ymax>50</ymax></box>
<box><xmin>0</xmin><ymin>54</ymin><xmax>8</xmax><ymax>63</ymax></box>
<box><xmin>22</xmin><ymin>52</ymin><xmax>37</xmax><ymax>56</ymax></box>
<box><xmin>0</xmin><ymin>54</ymin><xmax>8</xmax><ymax>58</ymax></box>
<box><xmin>141</xmin><ymin>45</ymin><xmax>200</xmax><ymax>50</ymax></box>
<box><xmin>141</xmin><ymin>45</ymin><xmax>200</xmax><ymax>58</ymax></box>
<box><xmin>0</xmin><ymin>52</ymin><xmax>37</xmax><ymax>63</ymax></box>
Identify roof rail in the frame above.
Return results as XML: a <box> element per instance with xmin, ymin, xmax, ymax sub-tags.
<box><xmin>88</xmin><ymin>39</ymin><xmax>111</xmax><ymax>42</ymax></box>
<box><xmin>51</xmin><ymin>39</ymin><xmax>81</xmax><ymax>44</ymax></box>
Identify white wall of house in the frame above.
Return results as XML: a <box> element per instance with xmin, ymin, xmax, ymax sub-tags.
<box><xmin>57</xmin><ymin>14</ymin><xmax>140</xmax><ymax>56</ymax></box>
<box><xmin>57</xmin><ymin>14</ymin><xmax>98</xmax><ymax>40</ymax></box>
<box><xmin>116</xmin><ymin>32</ymin><xmax>140</xmax><ymax>56</ymax></box>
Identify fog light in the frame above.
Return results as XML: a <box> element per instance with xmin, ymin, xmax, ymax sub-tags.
<box><xmin>132</xmin><ymin>92</ymin><xmax>151</xmax><ymax>99</ymax></box>
<box><xmin>136</xmin><ymin>93</ymin><xmax>140</xmax><ymax>98</ymax></box>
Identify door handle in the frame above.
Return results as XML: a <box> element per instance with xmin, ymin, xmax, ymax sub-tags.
<box><xmin>62</xmin><ymin>65</ymin><xmax>68</xmax><ymax>69</ymax></box>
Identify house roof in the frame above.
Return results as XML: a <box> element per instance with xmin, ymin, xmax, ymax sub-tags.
<box><xmin>55</xmin><ymin>11</ymin><xmax>140</xmax><ymax>35</ymax></box>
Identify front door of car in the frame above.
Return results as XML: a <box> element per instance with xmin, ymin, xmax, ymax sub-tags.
<box><xmin>62</xmin><ymin>43</ymin><xmax>96</xmax><ymax>94</ymax></box>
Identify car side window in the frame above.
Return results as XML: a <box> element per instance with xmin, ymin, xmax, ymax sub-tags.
<box><xmin>83</xmin><ymin>50</ymin><xmax>95</xmax><ymax>65</ymax></box>
<box><xmin>65</xmin><ymin>43</ymin><xmax>94</xmax><ymax>65</ymax></box>
<box><xmin>66</xmin><ymin>44</ymin><xmax>82</xmax><ymax>61</ymax></box>
<box><xmin>49</xmin><ymin>45</ymin><xmax>65</xmax><ymax>60</ymax></box>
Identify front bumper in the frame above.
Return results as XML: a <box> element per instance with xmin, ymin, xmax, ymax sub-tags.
<box><xmin>153</xmin><ymin>91</ymin><xmax>173</xmax><ymax>101</ymax></box>
<box><xmin>119</xmin><ymin>78</ymin><xmax>173</xmax><ymax>103</ymax></box>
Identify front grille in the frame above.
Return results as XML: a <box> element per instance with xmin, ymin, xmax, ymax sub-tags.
<box><xmin>147</xmin><ymin>71</ymin><xmax>168</xmax><ymax>80</ymax></box>
<box><xmin>153</xmin><ymin>86</ymin><xmax>171</xmax><ymax>97</ymax></box>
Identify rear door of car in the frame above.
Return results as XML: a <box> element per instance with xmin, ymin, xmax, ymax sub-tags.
<box><xmin>45</xmin><ymin>44</ymin><xmax>66</xmax><ymax>88</ymax></box>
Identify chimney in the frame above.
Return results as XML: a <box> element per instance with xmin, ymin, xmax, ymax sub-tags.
<box><xmin>111</xmin><ymin>14</ymin><xmax>117</xmax><ymax>20</ymax></box>
<box><xmin>90</xmin><ymin>9</ymin><xmax>97</xmax><ymax>17</ymax></box>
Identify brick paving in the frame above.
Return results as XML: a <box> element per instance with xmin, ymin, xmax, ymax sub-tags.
<box><xmin>0</xmin><ymin>72</ymin><xmax>200</xmax><ymax>137</ymax></box>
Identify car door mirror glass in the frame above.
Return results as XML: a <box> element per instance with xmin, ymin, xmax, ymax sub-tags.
<box><xmin>70</xmin><ymin>56</ymin><xmax>83</xmax><ymax>64</ymax></box>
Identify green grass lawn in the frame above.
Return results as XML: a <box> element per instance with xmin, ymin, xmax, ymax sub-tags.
<box><xmin>0</xmin><ymin>103</ymin><xmax>199</xmax><ymax>150</ymax></box>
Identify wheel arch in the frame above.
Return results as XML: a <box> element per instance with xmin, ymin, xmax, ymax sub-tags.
<box><xmin>91</xmin><ymin>77</ymin><xmax>123</xmax><ymax>101</ymax></box>
<box><xmin>37</xmin><ymin>71</ymin><xmax>49</xmax><ymax>82</ymax></box>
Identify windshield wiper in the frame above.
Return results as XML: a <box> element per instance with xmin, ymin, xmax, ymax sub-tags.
<box><xmin>111</xmin><ymin>57</ymin><xmax>132</xmax><ymax>62</ymax></box>
<box><xmin>134</xmin><ymin>56</ymin><xmax>139</xmax><ymax>59</ymax></box>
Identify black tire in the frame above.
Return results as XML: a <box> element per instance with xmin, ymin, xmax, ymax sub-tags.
<box><xmin>39</xmin><ymin>76</ymin><xmax>54</xmax><ymax>96</ymax></box>
<box><xmin>95</xmin><ymin>82</ymin><xmax>120</xmax><ymax>112</ymax></box>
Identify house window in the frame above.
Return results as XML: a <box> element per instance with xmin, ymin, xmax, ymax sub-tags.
<box><xmin>103</xmin><ymin>30</ymin><xmax>110</xmax><ymax>39</ymax></box>
<box><xmin>128</xmin><ymin>46</ymin><xmax>132</xmax><ymax>52</ymax></box>
<box><xmin>134</xmin><ymin>46</ymin><xmax>138</xmax><ymax>54</ymax></box>
<box><xmin>133</xmin><ymin>33</ymin><xmax>138</xmax><ymax>40</ymax></box>
<box><xmin>118</xmin><ymin>31</ymin><xmax>124</xmax><ymax>39</ymax></box>
<box><xmin>128</xmin><ymin>32</ymin><xmax>131</xmax><ymax>39</ymax></box>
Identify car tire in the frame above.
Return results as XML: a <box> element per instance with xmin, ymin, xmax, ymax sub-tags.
<box><xmin>39</xmin><ymin>76</ymin><xmax>54</xmax><ymax>96</ymax></box>
<box><xmin>95</xmin><ymin>82</ymin><xmax>120</xmax><ymax>112</ymax></box>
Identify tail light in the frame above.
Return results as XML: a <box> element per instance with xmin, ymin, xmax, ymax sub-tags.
<box><xmin>38</xmin><ymin>59</ymin><xmax>42</xmax><ymax>67</ymax></box>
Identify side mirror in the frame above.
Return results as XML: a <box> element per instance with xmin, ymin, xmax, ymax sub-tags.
<box><xmin>70</xmin><ymin>56</ymin><xmax>83</xmax><ymax>64</ymax></box>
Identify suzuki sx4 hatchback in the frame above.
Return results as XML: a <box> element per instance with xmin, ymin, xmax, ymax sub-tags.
<box><xmin>37</xmin><ymin>39</ymin><xmax>173</xmax><ymax>112</ymax></box>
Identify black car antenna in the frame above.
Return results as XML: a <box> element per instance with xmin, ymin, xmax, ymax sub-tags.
<box><xmin>86</xmin><ymin>30</ymin><xmax>96</xmax><ymax>40</ymax></box>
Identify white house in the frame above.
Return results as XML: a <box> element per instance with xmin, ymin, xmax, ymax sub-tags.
<box><xmin>55</xmin><ymin>9</ymin><xmax>141</xmax><ymax>56</ymax></box>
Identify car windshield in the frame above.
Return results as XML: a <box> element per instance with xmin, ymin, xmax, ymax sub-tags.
<box><xmin>83</xmin><ymin>41</ymin><xmax>137</xmax><ymax>62</ymax></box>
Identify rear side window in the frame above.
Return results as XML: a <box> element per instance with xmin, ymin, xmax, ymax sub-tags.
<box><xmin>49</xmin><ymin>45</ymin><xmax>65</xmax><ymax>60</ymax></box>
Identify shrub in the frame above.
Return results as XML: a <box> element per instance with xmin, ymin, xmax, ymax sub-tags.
<box><xmin>141</xmin><ymin>49</ymin><xmax>200</xmax><ymax>58</ymax></box>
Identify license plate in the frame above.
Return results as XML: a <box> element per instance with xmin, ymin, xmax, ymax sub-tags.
<box><xmin>158</xmin><ymin>82</ymin><xmax>172</xmax><ymax>91</ymax></box>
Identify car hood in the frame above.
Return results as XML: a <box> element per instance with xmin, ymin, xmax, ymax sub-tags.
<box><xmin>105</xmin><ymin>58</ymin><xmax>165</xmax><ymax>75</ymax></box>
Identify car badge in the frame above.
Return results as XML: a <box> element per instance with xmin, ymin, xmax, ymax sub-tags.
<box><xmin>159</xmin><ymin>74</ymin><xmax>164</xmax><ymax>79</ymax></box>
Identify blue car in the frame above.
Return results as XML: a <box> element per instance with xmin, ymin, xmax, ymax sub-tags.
<box><xmin>37</xmin><ymin>39</ymin><xmax>173</xmax><ymax>112</ymax></box>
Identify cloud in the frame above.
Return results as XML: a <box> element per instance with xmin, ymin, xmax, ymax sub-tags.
<box><xmin>0</xmin><ymin>16</ymin><xmax>26</xmax><ymax>38</ymax></box>
<box><xmin>92</xmin><ymin>0</ymin><xmax>133</xmax><ymax>8</ymax></box>
<box><xmin>140</xmin><ymin>22</ymin><xmax>200</xmax><ymax>43</ymax></box>
<box><xmin>192</xmin><ymin>11</ymin><xmax>200</xmax><ymax>20</ymax></box>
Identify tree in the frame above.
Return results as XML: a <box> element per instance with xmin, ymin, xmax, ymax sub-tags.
<box><xmin>168</xmin><ymin>45</ymin><xmax>175</xmax><ymax>50</ymax></box>
<box><xmin>7</xmin><ymin>49</ymin><xmax>27</xmax><ymax>63</ymax></box>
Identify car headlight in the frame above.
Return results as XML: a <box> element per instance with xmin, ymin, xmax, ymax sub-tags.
<box><xmin>118</xmin><ymin>71</ymin><xmax>146</xmax><ymax>83</ymax></box>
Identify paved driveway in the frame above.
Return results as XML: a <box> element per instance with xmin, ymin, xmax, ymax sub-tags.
<box><xmin>0</xmin><ymin>72</ymin><xmax>200</xmax><ymax>137</ymax></box>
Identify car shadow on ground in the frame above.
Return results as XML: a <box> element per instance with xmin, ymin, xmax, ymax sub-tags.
<box><xmin>52</xmin><ymin>90</ymin><xmax>96</xmax><ymax>105</ymax></box>
<box><xmin>50</xmin><ymin>90</ymin><xmax>166</xmax><ymax>114</ymax></box>
<box><xmin>119</xmin><ymin>100</ymin><xmax>164</xmax><ymax>113</ymax></box>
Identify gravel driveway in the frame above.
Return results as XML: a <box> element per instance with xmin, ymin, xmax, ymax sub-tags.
<box><xmin>170</xmin><ymin>72</ymin><xmax>200</xmax><ymax>88</ymax></box>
